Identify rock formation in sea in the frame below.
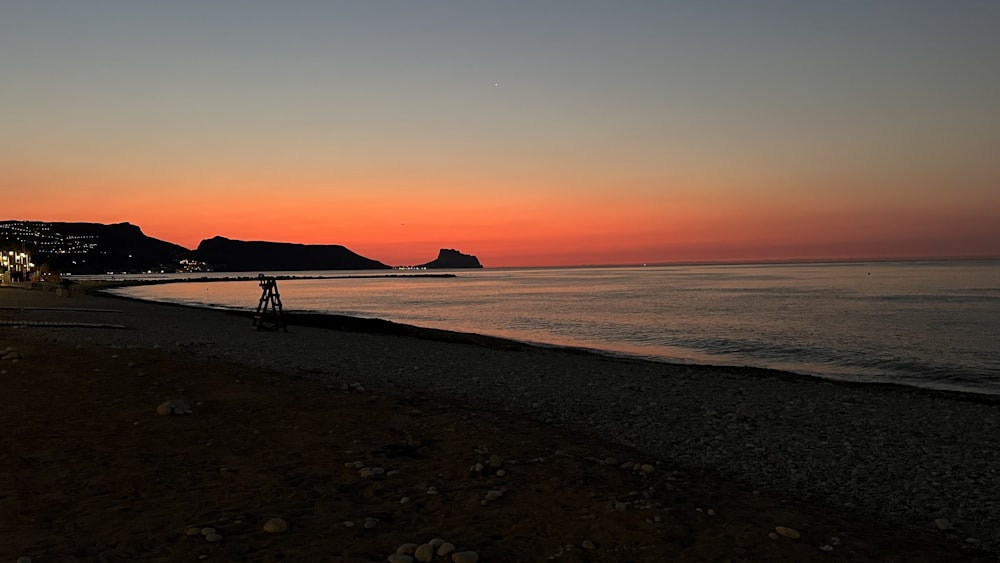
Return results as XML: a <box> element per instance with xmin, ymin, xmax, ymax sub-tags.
<box><xmin>418</xmin><ymin>249</ymin><xmax>483</xmax><ymax>269</ymax></box>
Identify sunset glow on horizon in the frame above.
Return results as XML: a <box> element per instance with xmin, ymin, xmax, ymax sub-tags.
<box><xmin>3</xmin><ymin>2</ymin><xmax>998</xmax><ymax>267</ymax></box>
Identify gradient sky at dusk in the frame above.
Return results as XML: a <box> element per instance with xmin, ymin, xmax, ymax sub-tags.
<box><xmin>2</xmin><ymin>1</ymin><xmax>998</xmax><ymax>267</ymax></box>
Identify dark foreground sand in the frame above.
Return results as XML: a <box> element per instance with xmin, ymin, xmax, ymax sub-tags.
<box><xmin>1</xmin><ymin>283</ymin><xmax>997</xmax><ymax>562</ymax></box>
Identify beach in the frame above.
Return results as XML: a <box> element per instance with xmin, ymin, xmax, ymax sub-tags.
<box><xmin>2</xmin><ymin>283</ymin><xmax>997</xmax><ymax>562</ymax></box>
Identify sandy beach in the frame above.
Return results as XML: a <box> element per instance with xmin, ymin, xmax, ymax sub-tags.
<box><xmin>2</xmin><ymin>282</ymin><xmax>997</xmax><ymax>562</ymax></box>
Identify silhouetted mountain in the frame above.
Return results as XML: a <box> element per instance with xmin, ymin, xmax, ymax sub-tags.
<box><xmin>0</xmin><ymin>220</ymin><xmax>189</xmax><ymax>274</ymax></box>
<box><xmin>2</xmin><ymin>220</ymin><xmax>482</xmax><ymax>274</ymax></box>
<box><xmin>419</xmin><ymin>248</ymin><xmax>483</xmax><ymax>269</ymax></box>
<box><xmin>194</xmin><ymin>236</ymin><xmax>390</xmax><ymax>272</ymax></box>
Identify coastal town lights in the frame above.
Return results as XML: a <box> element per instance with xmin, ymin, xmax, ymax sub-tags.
<box><xmin>0</xmin><ymin>250</ymin><xmax>34</xmax><ymax>282</ymax></box>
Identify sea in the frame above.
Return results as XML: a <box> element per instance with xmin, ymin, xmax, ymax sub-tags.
<box><xmin>101</xmin><ymin>260</ymin><xmax>1000</xmax><ymax>395</ymax></box>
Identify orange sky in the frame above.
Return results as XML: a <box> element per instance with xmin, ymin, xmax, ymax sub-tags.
<box><xmin>2</xmin><ymin>2</ymin><xmax>998</xmax><ymax>267</ymax></box>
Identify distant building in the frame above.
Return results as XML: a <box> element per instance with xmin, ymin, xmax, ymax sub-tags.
<box><xmin>1</xmin><ymin>249</ymin><xmax>34</xmax><ymax>283</ymax></box>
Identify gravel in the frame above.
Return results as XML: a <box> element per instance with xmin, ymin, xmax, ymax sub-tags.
<box><xmin>7</xmin><ymin>286</ymin><xmax>1000</xmax><ymax>554</ymax></box>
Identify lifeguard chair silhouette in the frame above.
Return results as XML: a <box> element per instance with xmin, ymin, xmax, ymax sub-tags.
<box><xmin>253</xmin><ymin>274</ymin><xmax>287</xmax><ymax>332</ymax></box>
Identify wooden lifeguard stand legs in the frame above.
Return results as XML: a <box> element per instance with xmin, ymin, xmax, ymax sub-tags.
<box><xmin>253</xmin><ymin>274</ymin><xmax>287</xmax><ymax>332</ymax></box>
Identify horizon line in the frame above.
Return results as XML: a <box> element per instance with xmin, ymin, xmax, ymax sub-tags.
<box><xmin>2</xmin><ymin>218</ymin><xmax>997</xmax><ymax>271</ymax></box>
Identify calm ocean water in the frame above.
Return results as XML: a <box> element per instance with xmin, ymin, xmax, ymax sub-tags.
<box><xmin>105</xmin><ymin>260</ymin><xmax>1000</xmax><ymax>395</ymax></box>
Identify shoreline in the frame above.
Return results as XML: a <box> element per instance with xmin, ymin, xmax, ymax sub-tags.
<box><xmin>13</xmin><ymin>279</ymin><xmax>1000</xmax><ymax>418</ymax></box>
<box><xmin>75</xmin><ymin>275</ymin><xmax>1000</xmax><ymax>401</ymax></box>
<box><xmin>54</xmin><ymin>272</ymin><xmax>458</xmax><ymax>288</ymax></box>
<box><xmin>95</xmin><ymin>280</ymin><xmax>1000</xmax><ymax>406</ymax></box>
<box><xmin>3</xmin><ymin>283</ymin><xmax>1000</xmax><ymax>559</ymax></box>
<box><xmin>278</xmin><ymin>310</ymin><xmax>1000</xmax><ymax>405</ymax></box>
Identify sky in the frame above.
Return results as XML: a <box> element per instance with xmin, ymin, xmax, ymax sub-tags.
<box><xmin>2</xmin><ymin>1</ymin><xmax>998</xmax><ymax>267</ymax></box>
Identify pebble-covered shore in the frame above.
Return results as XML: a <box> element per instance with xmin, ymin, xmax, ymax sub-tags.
<box><xmin>5</xmin><ymin>285</ymin><xmax>999</xmax><ymax>554</ymax></box>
